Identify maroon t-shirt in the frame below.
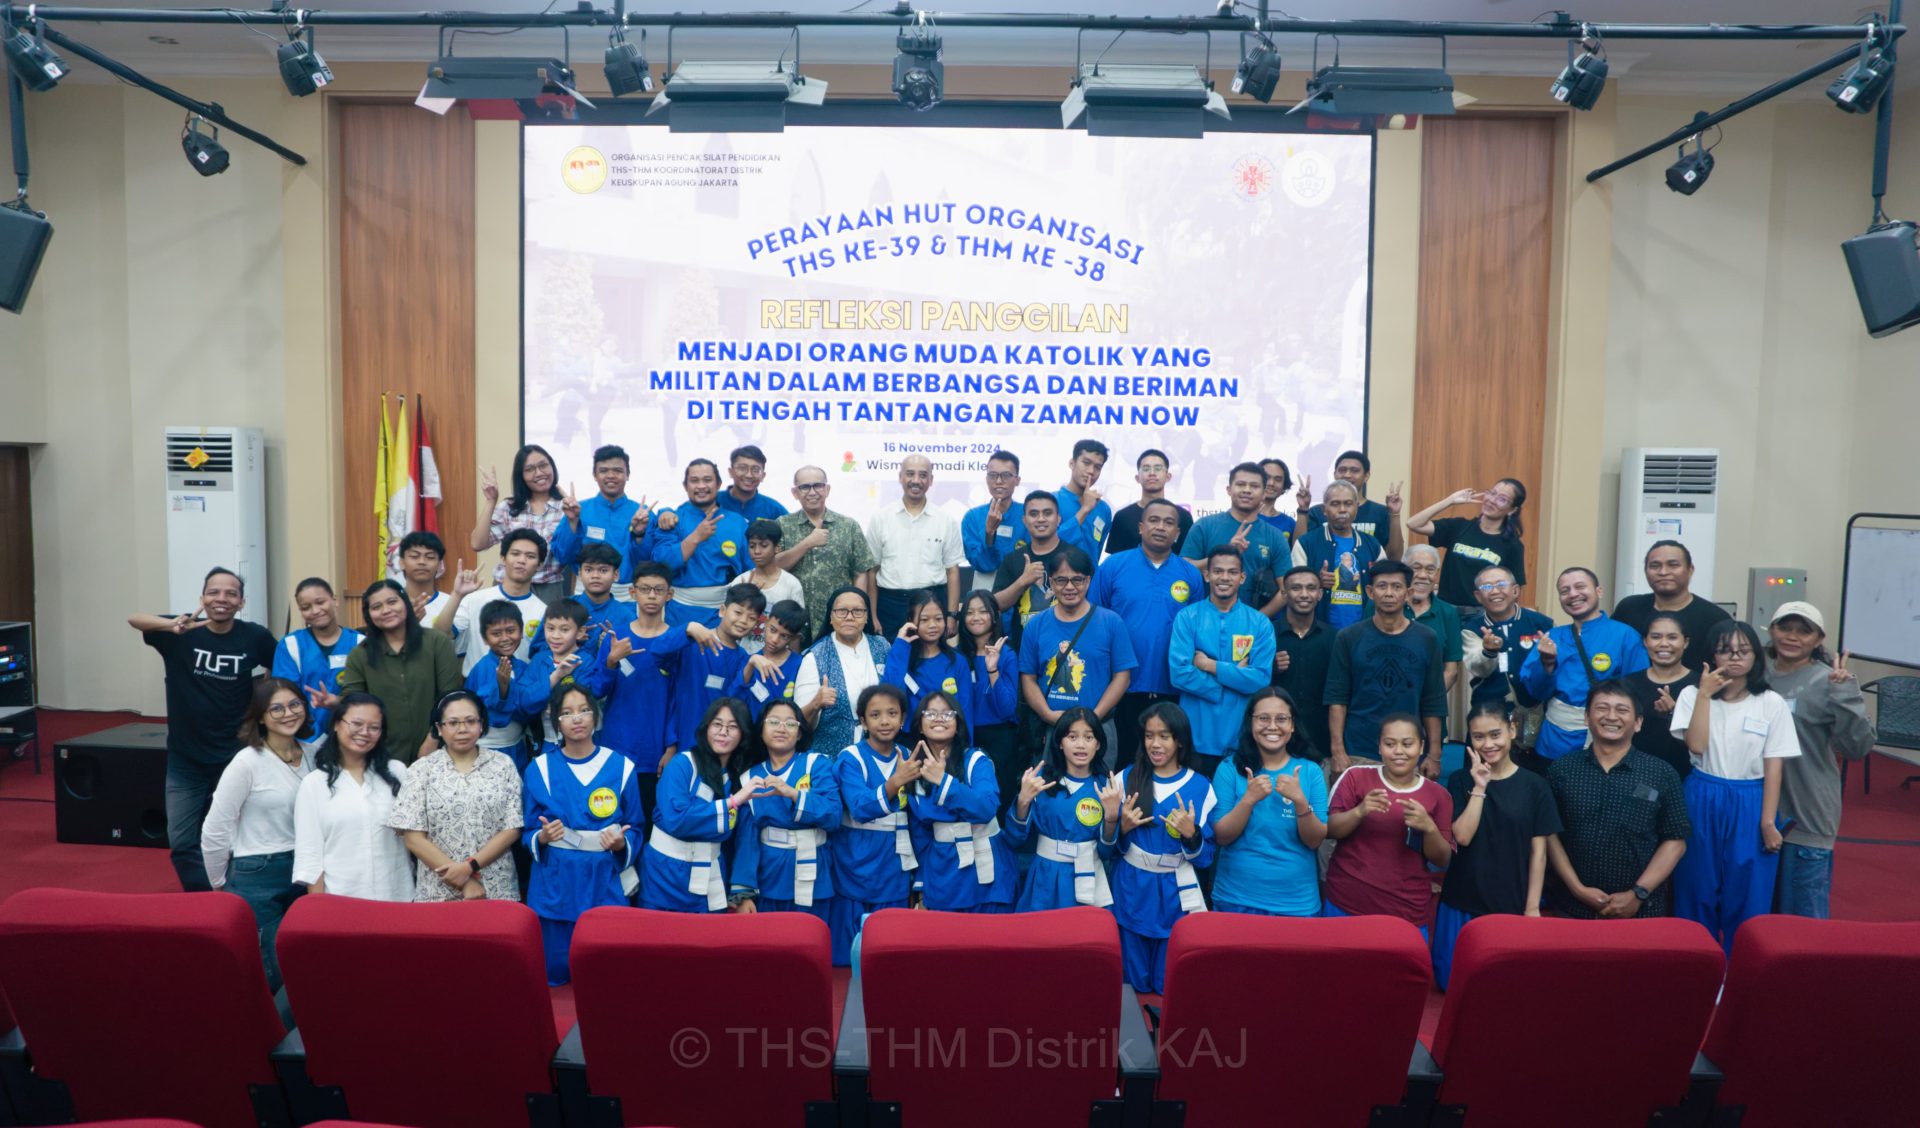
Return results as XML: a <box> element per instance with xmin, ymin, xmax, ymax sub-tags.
<box><xmin>1325</xmin><ymin>766</ymin><xmax>1455</xmax><ymax>927</ymax></box>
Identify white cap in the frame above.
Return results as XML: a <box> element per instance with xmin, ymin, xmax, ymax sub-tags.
<box><xmin>1769</xmin><ymin>601</ymin><xmax>1825</xmax><ymax>633</ymax></box>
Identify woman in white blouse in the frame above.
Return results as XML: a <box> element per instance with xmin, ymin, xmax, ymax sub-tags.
<box><xmin>795</xmin><ymin>586</ymin><xmax>890</xmax><ymax>756</ymax></box>
<box><xmin>202</xmin><ymin>677</ymin><xmax>314</xmax><ymax>990</ymax></box>
<box><xmin>293</xmin><ymin>693</ymin><xmax>415</xmax><ymax>902</ymax></box>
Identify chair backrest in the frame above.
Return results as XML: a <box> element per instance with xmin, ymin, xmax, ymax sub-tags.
<box><xmin>860</xmin><ymin>907</ymin><xmax>1123</xmax><ymax>1128</ymax></box>
<box><xmin>0</xmin><ymin>889</ymin><xmax>283</xmax><ymax>1128</ymax></box>
<box><xmin>570</xmin><ymin>907</ymin><xmax>834</xmax><ymax>1128</ymax></box>
<box><xmin>1431</xmin><ymin>916</ymin><xmax>1723</xmax><ymax>1128</ymax></box>
<box><xmin>276</xmin><ymin>897</ymin><xmax>557</xmax><ymax>1128</ymax></box>
<box><xmin>1871</xmin><ymin>676</ymin><xmax>1920</xmax><ymax>747</ymax></box>
<box><xmin>1705</xmin><ymin>916</ymin><xmax>1920</xmax><ymax>1128</ymax></box>
<box><xmin>1157</xmin><ymin>913</ymin><xmax>1431</xmax><ymax>1126</ymax></box>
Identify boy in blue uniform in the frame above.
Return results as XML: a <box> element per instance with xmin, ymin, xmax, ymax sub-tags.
<box><xmin>1180</xmin><ymin>462</ymin><xmax>1292</xmax><ymax>619</ymax></box>
<box><xmin>828</xmin><ymin>685</ymin><xmax>920</xmax><ymax>967</ymax></box>
<box><xmin>672</xmin><ymin>584</ymin><xmax>763</xmax><ymax>752</ymax></box>
<box><xmin>547</xmin><ymin>444</ymin><xmax>642</xmax><ymax>593</ymax></box>
<box><xmin>732</xmin><ymin>700</ymin><xmax>842</xmax><ymax>918</ymax></box>
<box><xmin>524</xmin><ymin>686</ymin><xmax>643</xmax><ymax>985</ymax></box>
<box><xmin>1292</xmin><ymin>479</ymin><xmax>1385</xmax><ymax>629</ymax></box>
<box><xmin>1094</xmin><ymin>498</ymin><xmax>1204</xmax><ymax>764</ymax></box>
<box><xmin>275</xmin><ymin>577</ymin><xmax>361</xmax><ymax>735</ymax></box>
<box><xmin>962</xmin><ymin>451</ymin><xmax>1027</xmax><ymax>587</ymax></box>
<box><xmin>1168</xmin><ymin>549</ymin><xmax>1277</xmax><ymax>778</ymax></box>
<box><xmin>729</xmin><ymin>600</ymin><xmax>807</xmax><ymax>721</ymax></box>
<box><xmin>463</xmin><ymin>600</ymin><xmax>547</xmax><ymax>769</ymax></box>
<box><xmin>1519</xmin><ymin>567</ymin><xmax>1650</xmax><ymax>762</ymax></box>
<box><xmin>650</xmin><ymin>459</ymin><xmax>753</xmax><ymax>627</ymax></box>
<box><xmin>524</xmin><ymin>599</ymin><xmax>613</xmax><ymax>718</ymax></box>
<box><xmin>600</xmin><ymin>561</ymin><xmax>691</xmax><ymax>813</ymax></box>
<box><xmin>1056</xmin><ymin>439</ymin><xmax>1114</xmax><ymax>561</ymax></box>
<box><xmin>571</xmin><ymin>543</ymin><xmax>637</xmax><ymax>642</ymax></box>
<box><xmin>1112</xmin><ymin>703</ymin><xmax>1217</xmax><ymax>994</ymax></box>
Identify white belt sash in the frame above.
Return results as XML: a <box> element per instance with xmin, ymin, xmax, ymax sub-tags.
<box><xmin>1544</xmin><ymin>697</ymin><xmax>1589</xmax><ymax>732</ymax></box>
<box><xmin>649</xmin><ymin>827</ymin><xmax>727</xmax><ymax>910</ymax></box>
<box><xmin>1036</xmin><ymin>833</ymin><xmax>1112</xmax><ymax>907</ymax></box>
<box><xmin>758</xmin><ymin>825</ymin><xmax>828</xmax><ymax>906</ymax></box>
<box><xmin>842</xmin><ymin>810</ymin><xmax>919</xmax><ymax>872</ymax></box>
<box><xmin>1124</xmin><ymin>843</ymin><xmax>1208</xmax><ymax>915</ymax></box>
<box><xmin>932</xmin><ymin>818</ymin><xmax>1002</xmax><ymax>885</ymax></box>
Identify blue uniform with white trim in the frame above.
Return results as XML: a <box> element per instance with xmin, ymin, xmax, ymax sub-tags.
<box><xmin>1168</xmin><ymin>600</ymin><xmax>1277</xmax><ymax>763</ymax></box>
<box><xmin>649</xmin><ymin>503</ymin><xmax>753</xmax><ymax>626</ymax></box>
<box><xmin>1517</xmin><ymin>613</ymin><xmax>1649</xmax><ymax>760</ymax></box>
<box><xmin>671</xmin><ymin>642</ymin><xmax>750</xmax><ymax>752</ymax></box>
<box><xmin>828</xmin><ymin>740</ymin><xmax>919</xmax><ymax>966</ymax></box>
<box><xmin>600</xmin><ymin>623</ymin><xmax>689</xmax><ymax>773</ymax></box>
<box><xmin>907</xmin><ymin>748</ymin><xmax>1017</xmax><ymax>912</ymax></box>
<box><xmin>573</xmin><ymin>592</ymin><xmax>638</xmax><ymax>642</ymax></box>
<box><xmin>732</xmin><ymin>751</ymin><xmax>842</xmax><ymax>917</ymax></box>
<box><xmin>463</xmin><ymin>653</ymin><xmax>547</xmax><ymax>769</ymax></box>
<box><xmin>639</xmin><ymin>753</ymin><xmax>742</xmax><ymax>913</ymax></box>
<box><xmin>1003</xmin><ymin>773</ymin><xmax>1118</xmax><ymax>912</ymax></box>
<box><xmin>966</xmin><ymin>648</ymin><xmax>1020</xmax><ymax>727</ymax></box>
<box><xmin>547</xmin><ymin>495</ymin><xmax>642</xmax><ymax>570</ymax></box>
<box><xmin>1057</xmin><ymin>486</ymin><xmax>1113</xmax><ymax>561</ymax></box>
<box><xmin>522</xmin><ymin>744</ymin><xmax>643</xmax><ymax>984</ymax></box>
<box><xmin>273</xmin><ymin>627</ymin><xmax>363</xmax><ymax>736</ymax></box>
<box><xmin>962</xmin><ymin>501</ymin><xmax>1027</xmax><ymax>576</ymax></box>
<box><xmin>883</xmin><ymin>640</ymin><xmax>976</xmax><ymax>730</ymax></box>
<box><xmin>522</xmin><ymin>638</ymin><xmax>614</xmax><ymax>720</ymax></box>
<box><xmin>1091</xmin><ymin>549</ymin><xmax>1203</xmax><ymax>695</ymax></box>
<box><xmin>1112</xmin><ymin>765</ymin><xmax>1217</xmax><ymax>994</ymax></box>
<box><xmin>715</xmin><ymin>490</ymin><xmax>788</xmax><ymax>522</ymax></box>
<box><xmin>726</xmin><ymin>651</ymin><xmax>802</xmax><ymax>721</ymax></box>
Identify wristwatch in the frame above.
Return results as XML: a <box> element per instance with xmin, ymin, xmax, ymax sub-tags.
<box><xmin>468</xmin><ymin>856</ymin><xmax>483</xmax><ymax>875</ymax></box>
<box><xmin>1631</xmin><ymin>884</ymin><xmax>1651</xmax><ymax>903</ymax></box>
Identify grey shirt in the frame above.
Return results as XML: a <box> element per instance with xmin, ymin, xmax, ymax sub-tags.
<box><xmin>1768</xmin><ymin>659</ymin><xmax>1875</xmax><ymax>850</ymax></box>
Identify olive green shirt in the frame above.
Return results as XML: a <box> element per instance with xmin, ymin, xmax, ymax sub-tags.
<box><xmin>777</xmin><ymin>507</ymin><xmax>878</xmax><ymax>638</ymax></box>
<box><xmin>337</xmin><ymin>628</ymin><xmax>463</xmax><ymax>764</ymax></box>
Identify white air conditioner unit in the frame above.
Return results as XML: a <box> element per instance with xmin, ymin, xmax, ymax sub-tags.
<box><xmin>165</xmin><ymin>427</ymin><xmax>267</xmax><ymax>625</ymax></box>
<box><xmin>1615</xmin><ymin>447</ymin><xmax>1719</xmax><ymax>601</ymax></box>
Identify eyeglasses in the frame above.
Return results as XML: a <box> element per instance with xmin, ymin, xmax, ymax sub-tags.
<box><xmin>440</xmin><ymin>717</ymin><xmax>482</xmax><ymax>728</ymax></box>
<box><xmin>732</xmin><ymin>464</ymin><xmax>765</xmax><ymax>478</ymax></box>
<box><xmin>709</xmin><ymin>721</ymin><xmax>742</xmax><ymax>734</ymax></box>
<box><xmin>794</xmin><ymin>482</ymin><xmax>828</xmax><ymax>493</ymax></box>
<box><xmin>986</xmin><ymin>472</ymin><xmax>1017</xmax><ymax>483</ymax></box>
<box><xmin>1714</xmin><ymin>647</ymin><xmax>1755</xmax><ymax>660</ymax></box>
<box><xmin>765</xmin><ymin>718</ymin><xmax>801</xmax><ymax>731</ymax></box>
<box><xmin>831</xmin><ymin>607</ymin><xmax>867</xmax><ymax>619</ymax></box>
<box><xmin>634</xmin><ymin>584</ymin><xmax>671</xmax><ymax>597</ymax></box>
<box><xmin>344</xmin><ymin>721</ymin><xmax>383</xmax><ymax>736</ymax></box>
<box><xmin>1476</xmin><ymin>581</ymin><xmax>1515</xmax><ymax>592</ymax></box>
<box><xmin>1053</xmin><ymin>575</ymin><xmax>1089</xmax><ymax>588</ymax></box>
<box><xmin>1253</xmin><ymin>717</ymin><xmax>1293</xmax><ymax>729</ymax></box>
<box><xmin>557</xmin><ymin>710</ymin><xmax>595</xmax><ymax>723</ymax></box>
<box><xmin>267</xmin><ymin>703</ymin><xmax>304</xmax><ymax>717</ymax></box>
<box><xmin>921</xmin><ymin>710</ymin><xmax>956</xmax><ymax>722</ymax></box>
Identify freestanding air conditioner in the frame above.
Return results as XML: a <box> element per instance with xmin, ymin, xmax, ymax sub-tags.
<box><xmin>165</xmin><ymin>427</ymin><xmax>267</xmax><ymax>625</ymax></box>
<box><xmin>1615</xmin><ymin>447</ymin><xmax>1719</xmax><ymax>601</ymax></box>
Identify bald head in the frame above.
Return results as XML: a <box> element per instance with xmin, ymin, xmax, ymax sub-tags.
<box><xmin>899</xmin><ymin>455</ymin><xmax>933</xmax><ymax>502</ymax></box>
<box><xmin>790</xmin><ymin>464</ymin><xmax>830</xmax><ymax>513</ymax></box>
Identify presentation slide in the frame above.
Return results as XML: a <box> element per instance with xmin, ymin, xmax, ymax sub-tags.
<box><xmin>522</xmin><ymin>123</ymin><xmax>1373</xmax><ymax>526</ymax></box>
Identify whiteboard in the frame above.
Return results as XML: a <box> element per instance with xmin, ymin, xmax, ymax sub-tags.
<box><xmin>1841</xmin><ymin>517</ymin><xmax>1920</xmax><ymax>668</ymax></box>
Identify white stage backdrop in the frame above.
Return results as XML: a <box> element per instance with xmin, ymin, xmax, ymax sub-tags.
<box><xmin>522</xmin><ymin>124</ymin><xmax>1373</xmax><ymax>525</ymax></box>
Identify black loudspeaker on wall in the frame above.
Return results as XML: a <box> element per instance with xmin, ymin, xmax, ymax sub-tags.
<box><xmin>54</xmin><ymin>724</ymin><xmax>170</xmax><ymax>848</ymax></box>
<box><xmin>1842</xmin><ymin>220</ymin><xmax>1920</xmax><ymax>338</ymax></box>
<box><xmin>0</xmin><ymin>201</ymin><xmax>54</xmax><ymax>314</ymax></box>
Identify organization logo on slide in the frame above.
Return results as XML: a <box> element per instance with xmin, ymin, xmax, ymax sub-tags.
<box><xmin>561</xmin><ymin>145</ymin><xmax>608</xmax><ymax>194</ymax></box>
<box><xmin>1231</xmin><ymin>154</ymin><xmax>1275</xmax><ymax>199</ymax></box>
<box><xmin>1282</xmin><ymin>150</ymin><xmax>1335</xmax><ymax>207</ymax></box>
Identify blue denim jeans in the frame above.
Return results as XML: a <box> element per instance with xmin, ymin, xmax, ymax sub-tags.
<box><xmin>1774</xmin><ymin>844</ymin><xmax>1832</xmax><ymax>919</ymax></box>
<box><xmin>165</xmin><ymin>754</ymin><xmax>227</xmax><ymax>892</ymax></box>
<box><xmin>226</xmin><ymin>850</ymin><xmax>302</xmax><ymax>992</ymax></box>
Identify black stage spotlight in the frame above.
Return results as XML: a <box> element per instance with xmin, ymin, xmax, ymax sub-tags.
<box><xmin>605</xmin><ymin>27</ymin><xmax>653</xmax><ymax>96</ymax></box>
<box><xmin>892</xmin><ymin>26</ymin><xmax>943</xmax><ymax>111</ymax></box>
<box><xmin>1232</xmin><ymin>36</ymin><xmax>1282</xmax><ymax>103</ymax></box>
<box><xmin>1550</xmin><ymin>25</ymin><xmax>1608</xmax><ymax>110</ymax></box>
<box><xmin>1828</xmin><ymin>29</ymin><xmax>1894</xmax><ymax>114</ymax></box>
<box><xmin>181</xmin><ymin>114</ymin><xmax>231</xmax><ymax>176</ymax></box>
<box><xmin>3</xmin><ymin>18</ymin><xmax>68</xmax><ymax>92</ymax></box>
<box><xmin>277</xmin><ymin>35</ymin><xmax>333</xmax><ymax>97</ymax></box>
<box><xmin>1665</xmin><ymin>134</ymin><xmax>1714</xmax><ymax>196</ymax></box>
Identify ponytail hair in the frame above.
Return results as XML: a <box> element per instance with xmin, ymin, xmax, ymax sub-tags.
<box><xmin>1494</xmin><ymin>478</ymin><xmax>1528</xmax><ymax>540</ymax></box>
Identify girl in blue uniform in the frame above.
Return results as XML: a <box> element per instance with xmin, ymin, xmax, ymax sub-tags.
<box><xmin>640</xmin><ymin>697</ymin><xmax>764</xmax><ymax>913</ymax></box>
<box><xmin>884</xmin><ymin>592</ymin><xmax>976</xmax><ymax>733</ymax></box>
<box><xmin>1004</xmin><ymin>708</ymin><xmax>1122</xmax><ymax>912</ymax></box>
<box><xmin>274</xmin><ymin>577</ymin><xmax>363</xmax><ymax>736</ymax></box>
<box><xmin>523</xmin><ymin>685</ymin><xmax>643</xmax><ymax>985</ymax></box>
<box><xmin>731</xmin><ymin>700</ymin><xmax>841</xmax><ymax>921</ymax></box>
<box><xmin>906</xmin><ymin>692</ymin><xmax>1017</xmax><ymax>913</ymax></box>
<box><xmin>1112</xmin><ymin>702</ymin><xmax>1217</xmax><ymax>994</ymax></box>
<box><xmin>827</xmin><ymin>685</ymin><xmax>921</xmax><ymax>967</ymax></box>
<box><xmin>957</xmin><ymin>590</ymin><xmax>1022</xmax><ymax>807</ymax></box>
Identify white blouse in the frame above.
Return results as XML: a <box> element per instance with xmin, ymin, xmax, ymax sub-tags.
<box><xmin>795</xmin><ymin>636</ymin><xmax>881</xmax><ymax>711</ymax></box>
<box><xmin>292</xmin><ymin>761</ymin><xmax>416</xmax><ymax>902</ymax></box>
<box><xmin>201</xmin><ymin>744</ymin><xmax>315</xmax><ymax>889</ymax></box>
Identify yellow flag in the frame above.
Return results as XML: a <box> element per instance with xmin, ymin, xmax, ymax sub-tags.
<box><xmin>376</xmin><ymin>396</ymin><xmax>392</xmax><ymax>574</ymax></box>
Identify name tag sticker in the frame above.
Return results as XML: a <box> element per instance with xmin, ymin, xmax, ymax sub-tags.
<box><xmin>586</xmin><ymin>526</ymin><xmax>606</xmax><ymax>540</ymax></box>
<box><xmin>619</xmin><ymin>658</ymin><xmax>636</xmax><ymax>677</ymax></box>
<box><xmin>1743</xmin><ymin>716</ymin><xmax>1771</xmax><ymax>737</ymax></box>
<box><xmin>765</xmin><ymin>827</ymin><xmax>793</xmax><ymax>845</ymax></box>
<box><xmin>329</xmin><ymin>654</ymin><xmax>349</xmax><ymax>670</ymax></box>
<box><xmin>903</xmin><ymin>674</ymin><xmax>920</xmax><ymax>694</ymax></box>
<box><xmin>750</xmin><ymin>681</ymin><xmax>770</xmax><ymax>702</ymax></box>
<box><xmin>705</xmin><ymin>674</ymin><xmax>725</xmax><ymax>690</ymax></box>
<box><xmin>996</xmin><ymin>524</ymin><xmax>1013</xmax><ymax>539</ymax></box>
<box><xmin>1497</xmin><ymin>652</ymin><xmax>1509</xmax><ymax>673</ymax></box>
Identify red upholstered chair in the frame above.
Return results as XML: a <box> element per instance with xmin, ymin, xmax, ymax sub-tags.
<box><xmin>1430</xmin><ymin>916</ymin><xmax>1724</xmax><ymax>1128</ymax></box>
<box><xmin>66</xmin><ymin>1121</ymin><xmax>207</xmax><ymax>1127</ymax></box>
<box><xmin>1155</xmin><ymin>913</ymin><xmax>1438</xmax><ymax>1126</ymax></box>
<box><xmin>1704</xmin><ymin>916</ymin><xmax>1920</xmax><ymax>1128</ymax></box>
<box><xmin>836</xmin><ymin>907</ymin><xmax>1156</xmax><ymax>1128</ymax></box>
<box><xmin>274</xmin><ymin>897</ymin><xmax>561</xmax><ymax>1128</ymax></box>
<box><xmin>0</xmin><ymin>889</ymin><xmax>286</xmax><ymax>1128</ymax></box>
<box><xmin>556</xmin><ymin>907</ymin><xmax>837</xmax><ymax>1128</ymax></box>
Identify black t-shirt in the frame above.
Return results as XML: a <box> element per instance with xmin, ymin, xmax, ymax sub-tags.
<box><xmin>1271</xmin><ymin>619</ymin><xmax>1335</xmax><ymax>760</ymax></box>
<box><xmin>1440</xmin><ymin>767</ymin><xmax>1562</xmax><ymax>916</ymax></box>
<box><xmin>993</xmin><ymin>543</ymin><xmax>1066</xmax><ymax>650</ymax></box>
<box><xmin>1624</xmin><ymin>667</ymin><xmax>1700</xmax><ymax>780</ymax></box>
<box><xmin>1104</xmin><ymin>501</ymin><xmax>1193</xmax><ymax>557</ymax></box>
<box><xmin>1610</xmin><ymin>594</ymin><xmax>1731</xmax><ymax>672</ymax></box>
<box><xmin>1427</xmin><ymin>517</ymin><xmax>1527</xmax><ymax>607</ymax></box>
<box><xmin>143</xmin><ymin>621</ymin><xmax>278</xmax><ymax>763</ymax></box>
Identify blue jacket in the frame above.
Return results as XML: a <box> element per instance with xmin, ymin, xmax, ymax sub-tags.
<box><xmin>1168</xmin><ymin>599</ymin><xmax>1277</xmax><ymax>761</ymax></box>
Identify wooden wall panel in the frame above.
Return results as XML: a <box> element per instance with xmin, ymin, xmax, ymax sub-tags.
<box><xmin>1412</xmin><ymin>116</ymin><xmax>1555</xmax><ymax>606</ymax></box>
<box><xmin>0</xmin><ymin>446</ymin><xmax>32</xmax><ymax>626</ymax></box>
<box><xmin>339</xmin><ymin>102</ymin><xmax>476</xmax><ymax>621</ymax></box>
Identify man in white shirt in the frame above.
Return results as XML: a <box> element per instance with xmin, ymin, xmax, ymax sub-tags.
<box><xmin>437</xmin><ymin>528</ymin><xmax>550</xmax><ymax>675</ymax></box>
<box><xmin>866</xmin><ymin>453</ymin><xmax>965</xmax><ymax>639</ymax></box>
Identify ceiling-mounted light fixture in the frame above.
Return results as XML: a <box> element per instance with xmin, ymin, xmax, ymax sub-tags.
<box><xmin>1550</xmin><ymin>23</ymin><xmax>1608</xmax><ymax>110</ymax></box>
<box><xmin>648</xmin><ymin>29</ymin><xmax>825</xmax><ymax>133</ymax></box>
<box><xmin>1828</xmin><ymin>21</ymin><xmax>1895</xmax><ymax>114</ymax></box>
<box><xmin>1292</xmin><ymin>34</ymin><xmax>1456</xmax><ymax>117</ymax></box>
<box><xmin>3</xmin><ymin>15</ymin><xmax>67</xmax><ymax>92</ymax></box>
<box><xmin>181</xmin><ymin>114</ymin><xmax>231</xmax><ymax>176</ymax></box>
<box><xmin>605</xmin><ymin>25</ymin><xmax>653</xmax><ymax>97</ymax></box>
<box><xmin>892</xmin><ymin>16</ymin><xmax>944</xmax><ymax>111</ymax></box>
<box><xmin>1232</xmin><ymin>33</ymin><xmax>1283</xmax><ymax>104</ymax></box>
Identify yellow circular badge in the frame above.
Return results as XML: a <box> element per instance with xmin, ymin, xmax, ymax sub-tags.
<box><xmin>561</xmin><ymin>145</ymin><xmax>608</xmax><ymax>194</ymax></box>
<box><xmin>720</xmin><ymin>540</ymin><xmax>738</xmax><ymax>558</ymax></box>
<box><xmin>1075</xmin><ymin>796</ymin><xmax>1104</xmax><ymax>827</ymax></box>
<box><xmin>587</xmin><ymin>787</ymin><xmax>618</xmax><ymax>819</ymax></box>
<box><xmin>795</xmin><ymin>774</ymin><xmax>811</xmax><ymax>792</ymax></box>
<box><xmin>728</xmin><ymin>808</ymin><xmax>738</xmax><ymax>830</ymax></box>
<box><xmin>1171</xmin><ymin>580</ymin><xmax>1191</xmax><ymax>603</ymax></box>
<box><xmin>783</xmin><ymin>681</ymin><xmax>796</xmax><ymax>698</ymax></box>
<box><xmin>942</xmin><ymin>677</ymin><xmax>958</xmax><ymax>694</ymax></box>
<box><xmin>1591</xmin><ymin>652</ymin><xmax>1613</xmax><ymax>673</ymax></box>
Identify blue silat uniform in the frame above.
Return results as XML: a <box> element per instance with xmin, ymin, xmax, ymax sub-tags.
<box><xmin>1056</xmin><ymin>486</ymin><xmax>1114</xmax><ymax>561</ymax></box>
<box><xmin>1111</xmin><ymin>765</ymin><xmax>1217</xmax><ymax>994</ymax></box>
<box><xmin>547</xmin><ymin>495</ymin><xmax>642</xmax><ymax>570</ymax></box>
<box><xmin>962</xmin><ymin>501</ymin><xmax>1027</xmax><ymax>577</ymax></box>
<box><xmin>966</xmin><ymin>647</ymin><xmax>1020</xmax><ymax>728</ymax></box>
<box><xmin>600</xmin><ymin>624</ymin><xmax>689</xmax><ymax>775</ymax></box>
<box><xmin>732</xmin><ymin>750</ymin><xmax>842</xmax><ymax>919</ymax></box>
<box><xmin>1003</xmin><ymin>773</ymin><xmax>1118</xmax><ymax>912</ymax></box>
<box><xmin>639</xmin><ymin>752</ymin><xmax>743</xmax><ymax>914</ymax></box>
<box><xmin>463</xmin><ymin>653</ymin><xmax>548</xmax><ymax>769</ymax></box>
<box><xmin>828</xmin><ymin>740</ymin><xmax>920</xmax><ymax>967</ymax></box>
<box><xmin>1517</xmin><ymin>612</ymin><xmax>1650</xmax><ymax>760</ymax></box>
<box><xmin>1168</xmin><ymin>600</ymin><xmax>1277</xmax><ymax>765</ymax></box>
<box><xmin>727</xmin><ymin>651</ymin><xmax>803</xmax><ymax>721</ymax></box>
<box><xmin>574</xmin><ymin>592</ymin><xmax>638</xmax><ymax>642</ymax></box>
<box><xmin>273</xmin><ymin>627</ymin><xmax>363</xmax><ymax>735</ymax></box>
<box><xmin>522</xmin><ymin>744</ymin><xmax>643</xmax><ymax>984</ymax></box>
<box><xmin>1091</xmin><ymin>548</ymin><xmax>1203</xmax><ymax>696</ymax></box>
<box><xmin>672</xmin><ymin>642</ymin><xmax>751</xmax><ymax>751</ymax></box>
<box><xmin>907</xmin><ymin>748</ymin><xmax>1017</xmax><ymax>912</ymax></box>
<box><xmin>649</xmin><ymin>503</ymin><xmax>753</xmax><ymax>627</ymax></box>
<box><xmin>523</xmin><ymin>637</ymin><xmax>615</xmax><ymax>717</ymax></box>
<box><xmin>883</xmin><ymin>640</ymin><xmax>977</xmax><ymax>732</ymax></box>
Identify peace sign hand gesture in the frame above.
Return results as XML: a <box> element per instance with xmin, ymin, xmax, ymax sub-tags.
<box><xmin>1468</xmin><ymin>745</ymin><xmax>1493</xmax><ymax>789</ymax></box>
<box><xmin>561</xmin><ymin>482</ymin><xmax>582</xmax><ymax>525</ymax></box>
<box><xmin>629</xmin><ymin>496</ymin><xmax>653</xmax><ymax>539</ymax></box>
<box><xmin>1294</xmin><ymin>473</ymin><xmax>1314</xmax><ymax>513</ymax></box>
<box><xmin>480</xmin><ymin>465</ymin><xmax>499</xmax><ymax>506</ymax></box>
<box><xmin>1386</xmin><ymin>481</ymin><xmax>1404</xmax><ymax>515</ymax></box>
<box><xmin>984</xmin><ymin>637</ymin><xmax>1005</xmax><ymax>675</ymax></box>
<box><xmin>1229</xmin><ymin>520</ymin><xmax>1254</xmax><ymax>554</ymax></box>
<box><xmin>1830</xmin><ymin>651</ymin><xmax>1855</xmax><ymax>685</ymax></box>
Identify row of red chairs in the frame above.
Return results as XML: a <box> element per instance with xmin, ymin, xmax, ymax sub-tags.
<box><xmin>0</xmin><ymin>888</ymin><xmax>1913</xmax><ymax>1127</ymax></box>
